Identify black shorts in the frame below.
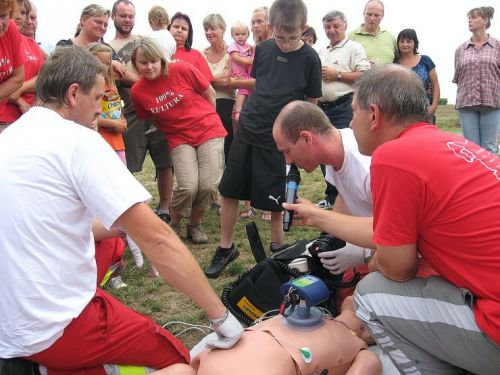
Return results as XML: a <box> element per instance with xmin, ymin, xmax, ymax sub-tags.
<box><xmin>123</xmin><ymin>111</ymin><xmax>172</xmax><ymax>173</ymax></box>
<box><xmin>219</xmin><ymin>137</ymin><xmax>286</xmax><ymax>211</ymax></box>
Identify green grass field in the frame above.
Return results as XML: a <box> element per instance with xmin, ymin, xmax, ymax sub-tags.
<box><xmin>108</xmin><ymin>105</ymin><xmax>461</xmax><ymax>348</ymax></box>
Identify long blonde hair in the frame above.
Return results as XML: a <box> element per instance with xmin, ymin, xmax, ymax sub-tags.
<box><xmin>87</xmin><ymin>42</ymin><xmax>116</xmax><ymax>89</ymax></box>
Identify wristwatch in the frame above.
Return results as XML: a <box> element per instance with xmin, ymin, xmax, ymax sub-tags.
<box><xmin>363</xmin><ymin>248</ymin><xmax>373</xmax><ymax>264</ymax></box>
<box><xmin>337</xmin><ymin>71</ymin><xmax>342</xmax><ymax>81</ymax></box>
<box><xmin>210</xmin><ymin>309</ymin><xmax>229</xmax><ymax>329</ymax></box>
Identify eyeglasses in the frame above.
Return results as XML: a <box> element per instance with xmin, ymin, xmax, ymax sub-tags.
<box><xmin>274</xmin><ymin>33</ymin><xmax>302</xmax><ymax>45</ymax></box>
<box><xmin>91</xmin><ymin>18</ymin><xmax>108</xmax><ymax>29</ymax></box>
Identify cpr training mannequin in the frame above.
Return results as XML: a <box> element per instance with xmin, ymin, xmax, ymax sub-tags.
<box><xmin>191</xmin><ymin>297</ymin><xmax>382</xmax><ymax>375</ymax></box>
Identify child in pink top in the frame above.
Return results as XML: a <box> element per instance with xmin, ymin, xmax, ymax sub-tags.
<box><xmin>227</xmin><ymin>21</ymin><xmax>253</xmax><ymax>121</ymax></box>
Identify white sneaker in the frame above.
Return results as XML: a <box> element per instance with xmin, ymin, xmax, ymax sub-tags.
<box><xmin>126</xmin><ymin>235</ymin><xmax>144</xmax><ymax>268</ymax></box>
<box><xmin>109</xmin><ymin>276</ymin><xmax>127</xmax><ymax>289</ymax></box>
<box><xmin>315</xmin><ymin>199</ymin><xmax>332</xmax><ymax>210</ymax></box>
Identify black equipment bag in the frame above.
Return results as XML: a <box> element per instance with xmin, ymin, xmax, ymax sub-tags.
<box><xmin>222</xmin><ymin>258</ymin><xmax>289</xmax><ymax>326</ymax></box>
<box><xmin>221</xmin><ymin>223</ymin><xmax>360</xmax><ymax>326</ymax></box>
<box><xmin>0</xmin><ymin>358</ymin><xmax>40</xmax><ymax>375</ymax></box>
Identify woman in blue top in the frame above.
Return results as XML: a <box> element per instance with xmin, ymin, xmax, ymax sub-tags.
<box><xmin>395</xmin><ymin>29</ymin><xmax>440</xmax><ymax>123</ymax></box>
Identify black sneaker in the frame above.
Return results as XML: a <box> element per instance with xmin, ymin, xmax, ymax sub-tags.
<box><xmin>205</xmin><ymin>244</ymin><xmax>239</xmax><ymax>279</ymax></box>
<box><xmin>157</xmin><ymin>212</ymin><xmax>171</xmax><ymax>225</ymax></box>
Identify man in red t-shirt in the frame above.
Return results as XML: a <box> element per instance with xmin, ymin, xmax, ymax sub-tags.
<box><xmin>350</xmin><ymin>64</ymin><xmax>500</xmax><ymax>374</ymax></box>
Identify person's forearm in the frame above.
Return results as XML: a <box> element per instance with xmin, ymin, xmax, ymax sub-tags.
<box><xmin>229</xmin><ymin>77</ymin><xmax>255</xmax><ymax>90</ymax></box>
<box><xmin>119</xmin><ymin>69</ymin><xmax>139</xmax><ymax>85</ymax></box>
<box><xmin>202</xmin><ymin>85</ymin><xmax>216</xmax><ymax>108</ymax></box>
<box><xmin>92</xmin><ymin>219</ymin><xmax>121</xmax><ymax>241</ymax></box>
<box><xmin>340</xmin><ymin>70</ymin><xmax>363</xmax><ymax>84</ymax></box>
<box><xmin>117</xmin><ymin>203</ymin><xmax>226</xmax><ymax>319</ymax></box>
<box><xmin>0</xmin><ymin>67</ymin><xmax>24</xmax><ymax>102</ymax></box>
<box><xmin>430</xmin><ymin>87</ymin><xmax>440</xmax><ymax>113</ymax></box>
<box><xmin>313</xmin><ymin>210</ymin><xmax>375</xmax><ymax>248</ymax></box>
<box><xmin>368</xmin><ymin>246</ymin><xmax>418</xmax><ymax>282</ymax></box>
<box><xmin>97</xmin><ymin>117</ymin><xmax>118</xmax><ymax>132</ymax></box>
<box><xmin>211</xmin><ymin>74</ymin><xmax>231</xmax><ymax>91</ymax></box>
<box><xmin>19</xmin><ymin>75</ymin><xmax>37</xmax><ymax>95</ymax></box>
<box><xmin>230</xmin><ymin>53</ymin><xmax>252</xmax><ymax>66</ymax></box>
<box><xmin>429</xmin><ymin>70</ymin><xmax>440</xmax><ymax>114</ymax></box>
<box><xmin>9</xmin><ymin>75</ymin><xmax>37</xmax><ymax>102</ymax></box>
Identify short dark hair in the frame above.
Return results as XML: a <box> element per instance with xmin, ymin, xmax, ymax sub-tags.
<box><xmin>169</xmin><ymin>12</ymin><xmax>193</xmax><ymax>50</ymax></box>
<box><xmin>396</xmin><ymin>28</ymin><xmax>419</xmax><ymax>55</ymax></box>
<box><xmin>276</xmin><ymin>101</ymin><xmax>333</xmax><ymax>143</ymax></box>
<box><xmin>354</xmin><ymin>64</ymin><xmax>429</xmax><ymax>125</ymax></box>
<box><xmin>36</xmin><ymin>45</ymin><xmax>106</xmax><ymax>107</ymax></box>
<box><xmin>301</xmin><ymin>26</ymin><xmax>317</xmax><ymax>44</ymax></box>
<box><xmin>111</xmin><ymin>0</ymin><xmax>134</xmax><ymax>16</ymax></box>
<box><xmin>322</xmin><ymin>10</ymin><xmax>347</xmax><ymax>25</ymax></box>
<box><xmin>269</xmin><ymin>0</ymin><xmax>307</xmax><ymax>33</ymax></box>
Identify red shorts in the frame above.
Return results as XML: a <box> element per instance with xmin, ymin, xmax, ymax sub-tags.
<box><xmin>95</xmin><ymin>237</ymin><xmax>125</xmax><ymax>285</ymax></box>
<box><xmin>26</xmin><ymin>289</ymin><xmax>189</xmax><ymax>374</ymax></box>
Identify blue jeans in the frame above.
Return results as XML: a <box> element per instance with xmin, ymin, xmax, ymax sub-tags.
<box><xmin>459</xmin><ymin>106</ymin><xmax>500</xmax><ymax>153</ymax></box>
<box><xmin>320</xmin><ymin>97</ymin><xmax>353</xmax><ymax>129</ymax></box>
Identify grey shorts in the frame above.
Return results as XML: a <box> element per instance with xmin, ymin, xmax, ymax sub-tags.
<box><xmin>354</xmin><ymin>273</ymin><xmax>500</xmax><ymax>374</ymax></box>
<box><xmin>122</xmin><ymin>111</ymin><xmax>172</xmax><ymax>173</ymax></box>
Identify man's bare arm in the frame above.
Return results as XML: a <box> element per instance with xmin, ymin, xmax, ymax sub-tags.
<box><xmin>115</xmin><ymin>202</ymin><xmax>226</xmax><ymax>319</ymax></box>
<box><xmin>283</xmin><ymin>197</ymin><xmax>375</xmax><ymax>248</ymax></box>
<box><xmin>368</xmin><ymin>243</ymin><xmax>418</xmax><ymax>282</ymax></box>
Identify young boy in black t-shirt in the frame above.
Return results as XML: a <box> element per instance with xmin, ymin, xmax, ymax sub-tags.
<box><xmin>205</xmin><ymin>0</ymin><xmax>322</xmax><ymax>278</ymax></box>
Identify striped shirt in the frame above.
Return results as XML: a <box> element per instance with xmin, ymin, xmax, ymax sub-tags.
<box><xmin>453</xmin><ymin>36</ymin><xmax>499</xmax><ymax>109</ymax></box>
<box><xmin>348</xmin><ymin>25</ymin><xmax>396</xmax><ymax>64</ymax></box>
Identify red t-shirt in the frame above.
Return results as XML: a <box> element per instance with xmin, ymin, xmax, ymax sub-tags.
<box><xmin>2</xmin><ymin>35</ymin><xmax>44</xmax><ymax>123</ymax></box>
<box><xmin>131</xmin><ymin>61</ymin><xmax>226</xmax><ymax>150</ymax></box>
<box><xmin>371</xmin><ymin>123</ymin><xmax>500</xmax><ymax>344</ymax></box>
<box><xmin>0</xmin><ymin>20</ymin><xmax>24</xmax><ymax>116</ymax></box>
<box><xmin>172</xmin><ymin>46</ymin><xmax>213</xmax><ymax>82</ymax></box>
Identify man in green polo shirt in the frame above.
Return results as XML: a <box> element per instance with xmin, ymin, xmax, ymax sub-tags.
<box><xmin>348</xmin><ymin>0</ymin><xmax>396</xmax><ymax>65</ymax></box>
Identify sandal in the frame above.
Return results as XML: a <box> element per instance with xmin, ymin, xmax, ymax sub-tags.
<box><xmin>240</xmin><ymin>208</ymin><xmax>256</xmax><ymax>218</ymax></box>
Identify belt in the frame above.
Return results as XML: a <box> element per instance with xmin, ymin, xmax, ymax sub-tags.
<box><xmin>319</xmin><ymin>92</ymin><xmax>353</xmax><ymax>109</ymax></box>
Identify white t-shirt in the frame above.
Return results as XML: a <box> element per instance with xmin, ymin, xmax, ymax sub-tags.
<box><xmin>0</xmin><ymin>107</ymin><xmax>151</xmax><ymax>357</ymax></box>
<box><xmin>147</xmin><ymin>29</ymin><xmax>177</xmax><ymax>60</ymax></box>
<box><xmin>325</xmin><ymin>128</ymin><xmax>372</xmax><ymax>217</ymax></box>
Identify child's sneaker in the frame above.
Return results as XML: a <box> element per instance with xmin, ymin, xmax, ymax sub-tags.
<box><xmin>315</xmin><ymin>199</ymin><xmax>332</xmax><ymax>210</ymax></box>
<box><xmin>126</xmin><ymin>234</ymin><xmax>144</xmax><ymax>268</ymax></box>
